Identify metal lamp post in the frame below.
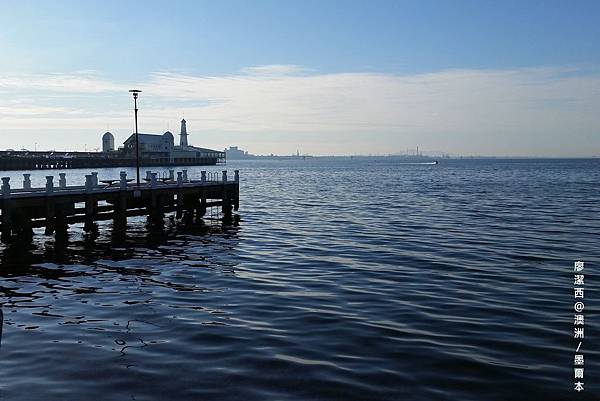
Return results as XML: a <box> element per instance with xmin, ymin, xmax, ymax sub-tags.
<box><xmin>129</xmin><ymin>89</ymin><xmax>142</xmax><ymax>186</ymax></box>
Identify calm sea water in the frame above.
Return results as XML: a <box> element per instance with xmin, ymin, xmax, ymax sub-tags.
<box><xmin>0</xmin><ymin>158</ymin><xmax>599</xmax><ymax>400</ymax></box>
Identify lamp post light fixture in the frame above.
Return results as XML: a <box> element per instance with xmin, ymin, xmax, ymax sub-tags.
<box><xmin>129</xmin><ymin>89</ymin><xmax>142</xmax><ymax>187</ymax></box>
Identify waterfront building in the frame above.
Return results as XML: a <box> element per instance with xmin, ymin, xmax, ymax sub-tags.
<box><xmin>118</xmin><ymin>119</ymin><xmax>225</xmax><ymax>165</ymax></box>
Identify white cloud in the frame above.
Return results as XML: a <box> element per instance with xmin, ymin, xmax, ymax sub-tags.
<box><xmin>0</xmin><ymin>66</ymin><xmax>599</xmax><ymax>155</ymax></box>
<box><xmin>240</xmin><ymin>64</ymin><xmax>309</xmax><ymax>76</ymax></box>
<box><xmin>142</xmin><ymin>67</ymin><xmax>600</xmax><ymax>137</ymax></box>
<box><xmin>0</xmin><ymin>72</ymin><xmax>123</xmax><ymax>93</ymax></box>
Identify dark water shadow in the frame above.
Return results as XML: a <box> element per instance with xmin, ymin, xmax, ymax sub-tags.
<box><xmin>0</xmin><ymin>214</ymin><xmax>241</xmax><ymax>279</ymax></box>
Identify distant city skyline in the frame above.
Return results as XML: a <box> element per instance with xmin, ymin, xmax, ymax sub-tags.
<box><xmin>0</xmin><ymin>0</ymin><xmax>599</xmax><ymax>157</ymax></box>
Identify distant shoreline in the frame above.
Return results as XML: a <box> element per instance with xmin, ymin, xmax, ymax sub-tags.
<box><xmin>227</xmin><ymin>155</ymin><xmax>599</xmax><ymax>161</ymax></box>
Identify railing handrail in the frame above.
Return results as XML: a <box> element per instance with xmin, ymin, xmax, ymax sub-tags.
<box><xmin>0</xmin><ymin>169</ymin><xmax>239</xmax><ymax>198</ymax></box>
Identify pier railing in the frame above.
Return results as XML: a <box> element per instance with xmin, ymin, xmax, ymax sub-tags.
<box><xmin>0</xmin><ymin>169</ymin><xmax>240</xmax><ymax>199</ymax></box>
<box><xmin>0</xmin><ymin>169</ymin><xmax>240</xmax><ymax>244</ymax></box>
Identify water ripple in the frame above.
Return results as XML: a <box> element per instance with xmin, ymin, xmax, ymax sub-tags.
<box><xmin>0</xmin><ymin>158</ymin><xmax>599</xmax><ymax>400</ymax></box>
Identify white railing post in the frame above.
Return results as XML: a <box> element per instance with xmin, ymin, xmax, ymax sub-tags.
<box><xmin>85</xmin><ymin>174</ymin><xmax>93</xmax><ymax>193</ymax></box>
<box><xmin>222</xmin><ymin>170</ymin><xmax>227</xmax><ymax>183</ymax></box>
<box><xmin>200</xmin><ymin>171</ymin><xmax>206</xmax><ymax>184</ymax></box>
<box><xmin>1</xmin><ymin>177</ymin><xmax>11</xmax><ymax>197</ymax></box>
<box><xmin>150</xmin><ymin>173</ymin><xmax>157</xmax><ymax>189</ymax></box>
<box><xmin>23</xmin><ymin>174</ymin><xmax>31</xmax><ymax>190</ymax></box>
<box><xmin>120</xmin><ymin>171</ymin><xmax>128</xmax><ymax>190</ymax></box>
<box><xmin>177</xmin><ymin>172</ymin><xmax>183</xmax><ymax>187</ymax></box>
<box><xmin>45</xmin><ymin>176</ymin><xmax>54</xmax><ymax>194</ymax></box>
<box><xmin>59</xmin><ymin>173</ymin><xmax>67</xmax><ymax>188</ymax></box>
<box><xmin>234</xmin><ymin>170</ymin><xmax>239</xmax><ymax>183</ymax></box>
<box><xmin>182</xmin><ymin>169</ymin><xmax>188</xmax><ymax>182</ymax></box>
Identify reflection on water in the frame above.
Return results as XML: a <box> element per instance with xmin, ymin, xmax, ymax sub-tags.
<box><xmin>0</xmin><ymin>209</ymin><xmax>243</xmax><ymax>398</ymax></box>
<box><xmin>0</xmin><ymin>214</ymin><xmax>239</xmax><ymax>273</ymax></box>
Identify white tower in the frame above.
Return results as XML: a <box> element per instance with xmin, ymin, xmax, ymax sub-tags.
<box><xmin>180</xmin><ymin>118</ymin><xmax>188</xmax><ymax>147</ymax></box>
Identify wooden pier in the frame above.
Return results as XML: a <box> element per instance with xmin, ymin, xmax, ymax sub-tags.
<box><xmin>0</xmin><ymin>150</ymin><xmax>226</xmax><ymax>171</ymax></box>
<box><xmin>0</xmin><ymin>169</ymin><xmax>239</xmax><ymax>244</ymax></box>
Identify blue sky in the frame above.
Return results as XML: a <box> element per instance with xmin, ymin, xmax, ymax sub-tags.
<box><xmin>0</xmin><ymin>0</ymin><xmax>599</xmax><ymax>156</ymax></box>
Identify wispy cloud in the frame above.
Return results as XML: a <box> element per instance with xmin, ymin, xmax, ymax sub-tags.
<box><xmin>240</xmin><ymin>64</ymin><xmax>310</xmax><ymax>76</ymax></box>
<box><xmin>0</xmin><ymin>65</ymin><xmax>599</xmax><ymax>155</ymax></box>
<box><xmin>0</xmin><ymin>71</ymin><xmax>123</xmax><ymax>93</ymax></box>
<box><xmin>141</xmin><ymin>66</ymin><xmax>600</xmax><ymax>135</ymax></box>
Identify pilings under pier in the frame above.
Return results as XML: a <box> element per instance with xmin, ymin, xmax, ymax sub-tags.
<box><xmin>0</xmin><ymin>169</ymin><xmax>240</xmax><ymax>244</ymax></box>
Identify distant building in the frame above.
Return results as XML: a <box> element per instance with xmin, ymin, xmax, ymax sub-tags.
<box><xmin>225</xmin><ymin>146</ymin><xmax>251</xmax><ymax>159</ymax></box>
<box><xmin>224</xmin><ymin>146</ymin><xmax>312</xmax><ymax>160</ymax></box>
<box><xmin>102</xmin><ymin>132</ymin><xmax>115</xmax><ymax>152</ymax></box>
<box><xmin>108</xmin><ymin>119</ymin><xmax>225</xmax><ymax>164</ymax></box>
<box><xmin>123</xmin><ymin>132</ymin><xmax>174</xmax><ymax>157</ymax></box>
